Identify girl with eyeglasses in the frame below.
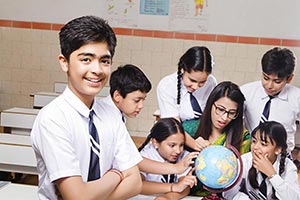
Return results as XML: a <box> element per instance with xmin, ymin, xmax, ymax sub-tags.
<box><xmin>191</xmin><ymin>81</ymin><xmax>251</xmax><ymax>197</ymax></box>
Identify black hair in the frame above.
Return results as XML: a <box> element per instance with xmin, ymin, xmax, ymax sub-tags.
<box><xmin>248</xmin><ymin>121</ymin><xmax>288</xmax><ymax>199</ymax></box>
<box><xmin>59</xmin><ymin>15</ymin><xmax>117</xmax><ymax>61</ymax></box>
<box><xmin>138</xmin><ymin>118</ymin><xmax>185</xmax><ymax>151</ymax></box>
<box><xmin>194</xmin><ymin>81</ymin><xmax>245</xmax><ymax>151</ymax></box>
<box><xmin>109</xmin><ymin>64</ymin><xmax>152</xmax><ymax>98</ymax></box>
<box><xmin>262</xmin><ymin>47</ymin><xmax>295</xmax><ymax>79</ymax></box>
<box><xmin>176</xmin><ymin>46</ymin><xmax>213</xmax><ymax>104</ymax></box>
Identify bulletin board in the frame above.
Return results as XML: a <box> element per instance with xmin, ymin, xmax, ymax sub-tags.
<box><xmin>0</xmin><ymin>0</ymin><xmax>299</xmax><ymax>39</ymax></box>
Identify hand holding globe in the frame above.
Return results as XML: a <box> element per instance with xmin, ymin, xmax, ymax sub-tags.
<box><xmin>194</xmin><ymin>145</ymin><xmax>243</xmax><ymax>200</ymax></box>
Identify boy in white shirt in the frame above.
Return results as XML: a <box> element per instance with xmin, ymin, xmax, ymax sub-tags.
<box><xmin>241</xmin><ymin>47</ymin><xmax>300</xmax><ymax>168</ymax></box>
<box><xmin>31</xmin><ymin>15</ymin><xmax>142</xmax><ymax>200</ymax></box>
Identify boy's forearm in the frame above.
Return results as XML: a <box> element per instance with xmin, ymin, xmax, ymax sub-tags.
<box><xmin>108</xmin><ymin>166</ymin><xmax>142</xmax><ymax>199</ymax></box>
<box><xmin>55</xmin><ymin>174</ymin><xmax>120</xmax><ymax>200</ymax></box>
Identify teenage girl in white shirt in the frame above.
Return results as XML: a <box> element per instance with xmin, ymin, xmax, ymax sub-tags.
<box><xmin>223</xmin><ymin>121</ymin><xmax>300</xmax><ymax>200</ymax></box>
<box><xmin>157</xmin><ymin>46</ymin><xmax>217</xmax><ymax>151</ymax></box>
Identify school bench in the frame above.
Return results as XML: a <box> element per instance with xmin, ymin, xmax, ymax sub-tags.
<box><xmin>0</xmin><ymin>133</ymin><xmax>37</xmax><ymax>175</ymax></box>
<box><xmin>0</xmin><ymin>107</ymin><xmax>39</xmax><ymax>136</ymax></box>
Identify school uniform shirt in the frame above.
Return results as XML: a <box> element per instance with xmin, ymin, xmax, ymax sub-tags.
<box><xmin>31</xmin><ymin>87</ymin><xmax>142</xmax><ymax>200</ymax></box>
<box><xmin>139</xmin><ymin>142</ymin><xmax>190</xmax><ymax>183</ymax></box>
<box><xmin>223</xmin><ymin>152</ymin><xmax>300</xmax><ymax>200</ymax></box>
<box><xmin>157</xmin><ymin>72</ymin><xmax>217</xmax><ymax>121</ymax></box>
<box><xmin>241</xmin><ymin>81</ymin><xmax>300</xmax><ymax>152</ymax></box>
<box><xmin>99</xmin><ymin>95</ymin><xmax>126</xmax><ymax>123</ymax></box>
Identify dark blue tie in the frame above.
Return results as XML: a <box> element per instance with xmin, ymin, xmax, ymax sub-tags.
<box><xmin>260</xmin><ymin>96</ymin><xmax>274</xmax><ymax>124</ymax></box>
<box><xmin>121</xmin><ymin>112</ymin><xmax>125</xmax><ymax>123</ymax></box>
<box><xmin>189</xmin><ymin>92</ymin><xmax>202</xmax><ymax>118</ymax></box>
<box><xmin>259</xmin><ymin>173</ymin><xmax>267</xmax><ymax>197</ymax></box>
<box><xmin>87</xmin><ymin>110</ymin><xmax>100</xmax><ymax>181</ymax></box>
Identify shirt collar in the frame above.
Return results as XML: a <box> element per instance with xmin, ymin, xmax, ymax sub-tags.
<box><xmin>62</xmin><ymin>86</ymin><xmax>96</xmax><ymax>119</ymax></box>
<box><xmin>259</xmin><ymin>84</ymin><xmax>288</xmax><ymax>101</ymax></box>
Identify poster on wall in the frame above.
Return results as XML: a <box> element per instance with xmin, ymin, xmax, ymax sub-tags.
<box><xmin>140</xmin><ymin>0</ymin><xmax>169</xmax><ymax>15</ymax></box>
<box><xmin>102</xmin><ymin>0</ymin><xmax>139</xmax><ymax>28</ymax></box>
<box><xmin>169</xmin><ymin>0</ymin><xmax>209</xmax><ymax>32</ymax></box>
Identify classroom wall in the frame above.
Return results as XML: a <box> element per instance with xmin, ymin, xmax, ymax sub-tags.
<box><xmin>0</xmin><ymin>25</ymin><xmax>300</xmax><ymax>137</ymax></box>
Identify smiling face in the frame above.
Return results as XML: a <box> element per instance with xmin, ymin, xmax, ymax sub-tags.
<box><xmin>181</xmin><ymin>69</ymin><xmax>209</xmax><ymax>93</ymax></box>
<box><xmin>59</xmin><ymin>42</ymin><xmax>112</xmax><ymax>108</ymax></box>
<box><xmin>211</xmin><ymin>97</ymin><xmax>238</xmax><ymax>133</ymax></box>
<box><xmin>153</xmin><ymin>132</ymin><xmax>185</xmax><ymax>163</ymax></box>
<box><xmin>261</xmin><ymin>72</ymin><xmax>292</xmax><ymax>96</ymax></box>
<box><xmin>251</xmin><ymin>130</ymin><xmax>281</xmax><ymax>164</ymax></box>
<box><xmin>114</xmin><ymin>90</ymin><xmax>147</xmax><ymax>118</ymax></box>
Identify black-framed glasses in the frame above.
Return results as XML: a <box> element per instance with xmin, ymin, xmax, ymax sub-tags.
<box><xmin>213</xmin><ymin>103</ymin><xmax>238</xmax><ymax>119</ymax></box>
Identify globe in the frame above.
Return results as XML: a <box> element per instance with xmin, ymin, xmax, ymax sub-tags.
<box><xmin>194</xmin><ymin>145</ymin><xmax>242</xmax><ymax>192</ymax></box>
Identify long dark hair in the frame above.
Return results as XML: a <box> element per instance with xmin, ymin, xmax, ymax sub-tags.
<box><xmin>194</xmin><ymin>81</ymin><xmax>245</xmax><ymax>151</ymax></box>
<box><xmin>176</xmin><ymin>46</ymin><xmax>213</xmax><ymax>105</ymax></box>
<box><xmin>248</xmin><ymin>121</ymin><xmax>287</xmax><ymax>199</ymax></box>
<box><xmin>138</xmin><ymin>118</ymin><xmax>185</xmax><ymax>151</ymax></box>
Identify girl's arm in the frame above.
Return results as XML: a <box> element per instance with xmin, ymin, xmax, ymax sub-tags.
<box><xmin>155</xmin><ymin>187</ymin><xmax>190</xmax><ymax>200</ymax></box>
<box><xmin>138</xmin><ymin>152</ymin><xmax>198</xmax><ymax>174</ymax></box>
<box><xmin>269</xmin><ymin>161</ymin><xmax>300</xmax><ymax>200</ymax></box>
<box><xmin>141</xmin><ymin>172</ymin><xmax>197</xmax><ymax>197</ymax></box>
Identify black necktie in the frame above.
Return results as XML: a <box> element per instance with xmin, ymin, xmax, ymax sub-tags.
<box><xmin>189</xmin><ymin>92</ymin><xmax>202</xmax><ymax>118</ymax></box>
<box><xmin>161</xmin><ymin>174</ymin><xmax>175</xmax><ymax>183</ymax></box>
<box><xmin>259</xmin><ymin>173</ymin><xmax>267</xmax><ymax>197</ymax></box>
<box><xmin>87</xmin><ymin>110</ymin><xmax>100</xmax><ymax>181</ymax></box>
<box><xmin>260</xmin><ymin>96</ymin><xmax>274</xmax><ymax>123</ymax></box>
<box><xmin>121</xmin><ymin>112</ymin><xmax>125</xmax><ymax>123</ymax></box>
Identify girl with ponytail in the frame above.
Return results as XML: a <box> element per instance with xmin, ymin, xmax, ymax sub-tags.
<box><xmin>157</xmin><ymin>46</ymin><xmax>217</xmax><ymax>151</ymax></box>
<box><xmin>138</xmin><ymin>118</ymin><xmax>198</xmax><ymax>199</ymax></box>
<box><xmin>223</xmin><ymin>121</ymin><xmax>300</xmax><ymax>199</ymax></box>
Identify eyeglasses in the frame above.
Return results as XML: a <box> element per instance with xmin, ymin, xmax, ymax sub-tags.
<box><xmin>213</xmin><ymin>103</ymin><xmax>238</xmax><ymax>119</ymax></box>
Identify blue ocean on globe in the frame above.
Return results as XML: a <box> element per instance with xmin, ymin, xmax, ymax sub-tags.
<box><xmin>194</xmin><ymin>145</ymin><xmax>239</xmax><ymax>189</ymax></box>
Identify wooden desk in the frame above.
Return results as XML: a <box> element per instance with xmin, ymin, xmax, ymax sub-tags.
<box><xmin>0</xmin><ymin>182</ymin><xmax>202</xmax><ymax>200</ymax></box>
<box><xmin>130</xmin><ymin>194</ymin><xmax>201</xmax><ymax>199</ymax></box>
<box><xmin>0</xmin><ymin>182</ymin><xmax>38</xmax><ymax>200</ymax></box>
<box><xmin>153</xmin><ymin>109</ymin><xmax>160</xmax><ymax>123</ymax></box>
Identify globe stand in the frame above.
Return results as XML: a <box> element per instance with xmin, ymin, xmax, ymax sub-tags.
<box><xmin>202</xmin><ymin>193</ymin><xmax>222</xmax><ymax>200</ymax></box>
<box><xmin>201</xmin><ymin>185</ymin><xmax>224</xmax><ymax>200</ymax></box>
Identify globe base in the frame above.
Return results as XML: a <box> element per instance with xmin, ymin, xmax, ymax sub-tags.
<box><xmin>202</xmin><ymin>193</ymin><xmax>222</xmax><ymax>200</ymax></box>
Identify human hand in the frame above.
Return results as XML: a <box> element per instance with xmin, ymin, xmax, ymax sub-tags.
<box><xmin>175</xmin><ymin>152</ymin><xmax>199</xmax><ymax>173</ymax></box>
<box><xmin>194</xmin><ymin>137</ymin><xmax>210</xmax><ymax>151</ymax></box>
<box><xmin>172</xmin><ymin>168</ymin><xmax>197</xmax><ymax>193</ymax></box>
<box><xmin>252</xmin><ymin>152</ymin><xmax>276</xmax><ymax>177</ymax></box>
<box><xmin>155</xmin><ymin>196</ymin><xmax>169</xmax><ymax>200</ymax></box>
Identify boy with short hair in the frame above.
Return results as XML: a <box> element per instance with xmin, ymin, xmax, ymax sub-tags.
<box><xmin>31</xmin><ymin>15</ymin><xmax>142</xmax><ymax>200</ymax></box>
<box><xmin>99</xmin><ymin>64</ymin><xmax>197</xmax><ymax>177</ymax></box>
<box><xmin>100</xmin><ymin>64</ymin><xmax>152</xmax><ymax>122</ymax></box>
<box><xmin>241</xmin><ymin>47</ymin><xmax>300</xmax><ymax>160</ymax></box>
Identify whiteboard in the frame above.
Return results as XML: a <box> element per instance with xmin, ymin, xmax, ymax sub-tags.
<box><xmin>0</xmin><ymin>0</ymin><xmax>299</xmax><ymax>39</ymax></box>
